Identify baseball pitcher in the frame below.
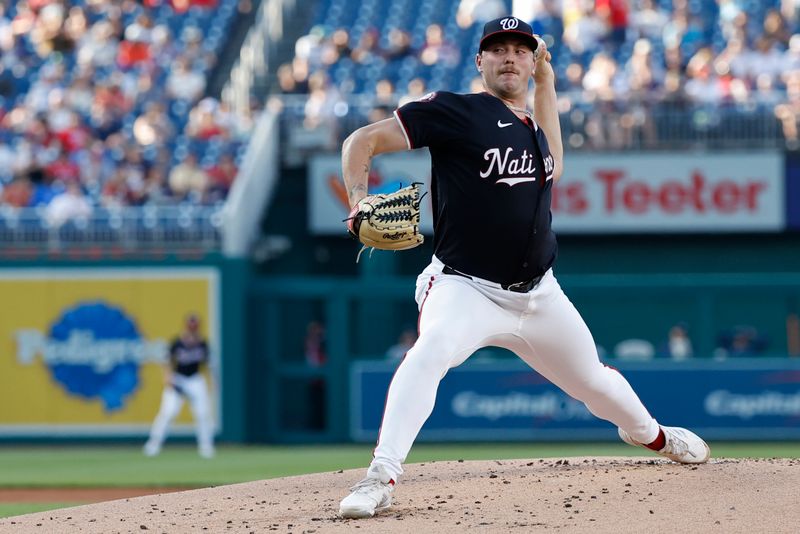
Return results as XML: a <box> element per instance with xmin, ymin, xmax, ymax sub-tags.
<box><xmin>338</xmin><ymin>17</ymin><xmax>710</xmax><ymax>519</ymax></box>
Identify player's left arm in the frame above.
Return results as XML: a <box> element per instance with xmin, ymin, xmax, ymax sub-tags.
<box><xmin>531</xmin><ymin>38</ymin><xmax>563</xmax><ymax>183</ymax></box>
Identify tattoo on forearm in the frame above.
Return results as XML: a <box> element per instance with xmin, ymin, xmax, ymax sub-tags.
<box><xmin>346</xmin><ymin>145</ymin><xmax>374</xmax><ymax>203</ymax></box>
<box><xmin>349</xmin><ymin>184</ymin><xmax>367</xmax><ymax>200</ymax></box>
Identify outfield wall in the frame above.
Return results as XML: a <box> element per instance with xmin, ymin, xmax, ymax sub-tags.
<box><xmin>1</xmin><ymin>261</ymin><xmax>799</xmax><ymax>444</ymax></box>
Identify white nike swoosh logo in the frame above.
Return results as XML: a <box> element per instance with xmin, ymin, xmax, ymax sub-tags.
<box><xmin>497</xmin><ymin>120</ymin><xmax>513</xmax><ymax>128</ymax></box>
<box><xmin>496</xmin><ymin>177</ymin><xmax>537</xmax><ymax>186</ymax></box>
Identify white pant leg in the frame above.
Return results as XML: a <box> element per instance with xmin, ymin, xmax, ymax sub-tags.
<box><xmin>184</xmin><ymin>374</ymin><xmax>214</xmax><ymax>453</ymax></box>
<box><xmin>371</xmin><ymin>275</ymin><xmax>515</xmax><ymax>481</ymax></box>
<box><xmin>514</xmin><ymin>271</ymin><xmax>659</xmax><ymax>444</ymax></box>
<box><xmin>146</xmin><ymin>386</ymin><xmax>185</xmax><ymax>451</ymax></box>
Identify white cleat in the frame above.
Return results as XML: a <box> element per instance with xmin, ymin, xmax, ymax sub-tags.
<box><xmin>143</xmin><ymin>441</ymin><xmax>160</xmax><ymax>457</ymax></box>
<box><xmin>339</xmin><ymin>465</ymin><xmax>395</xmax><ymax>518</ymax></box>
<box><xmin>619</xmin><ymin>425</ymin><xmax>710</xmax><ymax>464</ymax></box>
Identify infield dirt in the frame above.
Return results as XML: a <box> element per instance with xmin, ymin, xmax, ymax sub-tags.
<box><xmin>1</xmin><ymin>457</ymin><xmax>798</xmax><ymax>533</ymax></box>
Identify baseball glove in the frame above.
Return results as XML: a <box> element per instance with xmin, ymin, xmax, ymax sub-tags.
<box><xmin>345</xmin><ymin>183</ymin><xmax>424</xmax><ymax>260</ymax></box>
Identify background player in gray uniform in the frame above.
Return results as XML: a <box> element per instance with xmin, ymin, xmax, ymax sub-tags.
<box><xmin>144</xmin><ymin>313</ymin><xmax>215</xmax><ymax>459</ymax></box>
<box><xmin>338</xmin><ymin>17</ymin><xmax>710</xmax><ymax>519</ymax></box>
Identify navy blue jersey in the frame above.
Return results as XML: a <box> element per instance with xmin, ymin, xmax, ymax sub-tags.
<box><xmin>169</xmin><ymin>337</ymin><xmax>209</xmax><ymax>377</ymax></box>
<box><xmin>394</xmin><ymin>91</ymin><xmax>558</xmax><ymax>285</ymax></box>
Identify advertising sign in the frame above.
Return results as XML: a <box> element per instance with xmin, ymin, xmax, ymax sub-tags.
<box><xmin>351</xmin><ymin>360</ymin><xmax>800</xmax><ymax>441</ymax></box>
<box><xmin>553</xmin><ymin>152</ymin><xmax>784</xmax><ymax>232</ymax></box>
<box><xmin>310</xmin><ymin>152</ymin><xmax>784</xmax><ymax>234</ymax></box>
<box><xmin>0</xmin><ymin>268</ymin><xmax>220</xmax><ymax>436</ymax></box>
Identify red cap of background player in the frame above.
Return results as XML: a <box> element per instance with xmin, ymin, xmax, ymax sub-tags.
<box><xmin>479</xmin><ymin>17</ymin><xmax>539</xmax><ymax>53</ymax></box>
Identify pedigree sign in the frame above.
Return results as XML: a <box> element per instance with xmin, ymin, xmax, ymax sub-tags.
<box><xmin>552</xmin><ymin>152</ymin><xmax>784</xmax><ymax>232</ymax></box>
<box><xmin>0</xmin><ymin>268</ymin><xmax>220</xmax><ymax>436</ymax></box>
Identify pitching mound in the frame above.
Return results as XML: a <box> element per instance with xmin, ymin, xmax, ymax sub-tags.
<box><xmin>2</xmin><ymin>457</ymin><xmax>798</xmax><ymax>533</ymax></box>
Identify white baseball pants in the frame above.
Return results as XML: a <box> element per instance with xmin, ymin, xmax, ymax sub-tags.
<box><xmin>371</xmin><ymin>256</ymin><xmax>659</xmax><ymax>482</ymax></box>
<box><xmin>145</xmin><ymin>373</ymin><xmax>214</xmax><ymax>455</ymax></box>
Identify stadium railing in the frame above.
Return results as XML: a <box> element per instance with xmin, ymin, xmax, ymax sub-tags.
<box><xmin>0</xmin><ymin>205</ymin><xmax>224</xmax><ymax>256</ymax></box>
<box><xmin>277</xmin><ymin>94</ymin><xmax>786</xmax><ymax>151</ymax></box>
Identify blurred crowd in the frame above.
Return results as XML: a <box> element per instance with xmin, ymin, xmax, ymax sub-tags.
<box><xmin>276</xmin><ymin>0</ymin><xmax>800</xmax><ymax>150</ymax></box>
<box><xmin>0</xmin><ymin>0</ymin><xmax>255</xmax><ymax>218</ymax></box>
<box><xmin>7</xmin><ymin>0</ymin><xmax>800</xmax><ymax>215</ymax></box>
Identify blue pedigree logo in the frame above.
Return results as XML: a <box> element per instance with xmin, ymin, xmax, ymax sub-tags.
<box><xmin>15</xmin><ymin>301</ymin><xmax>167</xmax><ymax>412</ymax></box>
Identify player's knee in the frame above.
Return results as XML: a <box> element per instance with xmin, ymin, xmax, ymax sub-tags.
<box><xmin>402</xmin><ymin>336</ymin><xmax>456</xmax><ymax>374</ymax></box>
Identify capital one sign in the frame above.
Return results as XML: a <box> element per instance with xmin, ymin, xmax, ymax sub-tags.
<box><xmin>552</xmin><ymin>152</ymin><xmax>784</xmax><ymax>232</ymax></box>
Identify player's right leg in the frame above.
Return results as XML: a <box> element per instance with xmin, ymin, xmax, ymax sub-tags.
<box><xmin>185</xmin><ymin>376</ymin><xmax>215</xmax><ymax>458</ymax></box>
<box><xmin>513</xmin><ymin>271</ymin><xmax>709</xmax><ymax>464</ymax></box>
<box><xmin>340</xmin><ymin>273</ymin><xmax>510</xmax><ymax>518</ymax></box>
<box><xmin>144</xmin><ymin>386</ymin><xmax>184</xmax><ymax>456</ymax></box>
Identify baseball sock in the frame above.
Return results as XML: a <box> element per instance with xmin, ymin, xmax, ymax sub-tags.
<box><xmin>644</xmin><ymin>428</ymin><xmax>667</xmax><ymax>451</ymax></box>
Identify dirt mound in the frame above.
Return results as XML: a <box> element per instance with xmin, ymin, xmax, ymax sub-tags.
<box><xmin>0</xmin><ymin>488</ymin><xmax>190</xmax><ymax>504</ymax></box>
<box><xmin>1</xmin><ymin>457</ymin><xmax>798</xmax><ymax>533</ymax></box>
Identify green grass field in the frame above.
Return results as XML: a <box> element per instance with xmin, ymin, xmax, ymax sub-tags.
<box><xmin>0</xmin><ymin>442</ymin><xmax>796</xmax><ymax>518</ymax></box>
